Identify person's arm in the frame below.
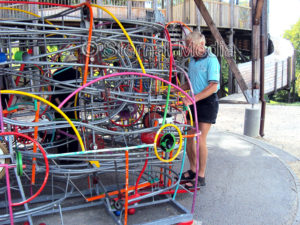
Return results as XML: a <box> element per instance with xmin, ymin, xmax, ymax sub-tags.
<box><xmin>179</xmin><ymin>82</ymin><xmax>190</xmax><ymax>91</ymax></box>
<box><xmin>165</xmin><ymin>82</ymin><xmax>190</xmax><ymax>94</ymax></box>
<box><xmin>182</xmin><ymin>82</ymin><xmax>218</xmax><ymax>105</ymax></box>
<box><xmin>194</xmin><ymin>82</ymin><xmax>218</xmax><ymax>101</ymax></box>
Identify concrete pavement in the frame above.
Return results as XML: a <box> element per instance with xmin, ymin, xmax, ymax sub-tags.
<box><xmin>31</xmin><ymin>130</ymin><xmax>300</xmax><ymax>225</ymax></box>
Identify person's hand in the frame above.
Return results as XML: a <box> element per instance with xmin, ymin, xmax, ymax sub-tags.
<box><xmin>182</xmin><ymin>97</ymin><xmax>192</xmax><ymax>106</ymax></box>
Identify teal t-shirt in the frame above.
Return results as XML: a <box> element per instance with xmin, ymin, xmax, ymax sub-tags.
<box><xmin>188</xmin><ymin>51</ymin><xmax>220</xmax><ymax>95</ymax></box>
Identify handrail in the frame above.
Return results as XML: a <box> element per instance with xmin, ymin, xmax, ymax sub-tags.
<box><xmin>0</xmin><ymin>0</ymin><xmax>251</xmax><ymax>30</ymax></box>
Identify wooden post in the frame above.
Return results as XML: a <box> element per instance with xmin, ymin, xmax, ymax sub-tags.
<box><xmin>166</xmin><ymin>0</ymin><xmax>170</xmax><ymax>22</ymax></box>
<box><xmin>230</xmin><ymin>0</ymin><xmax>234</xmax><ymax>28</ymax></box>
<box><xmin>281</xmin><ymin>61</ymin><xmax>284</xmax><ymax>87</ymax></box>
<box><xmin>252</xmin><ymin>0</ymin><xmax>260</xmax><ymax>93</ymax></box>
<box><xmin>217</xmin><ymin>55</ymin><xmax>225</xmax><ymax>97</ymax></box>
<box><xmin>254</xmin><ymin>0</ymin><xmax>264</xmax><ymax>25</ymax></box>
<box><xmin>188</xmin><ymin>0</ymin><xmax>191</xmax><ymax>24</ymax></box>
<box><xmin>196</xmin><ymin>7</ymin><xmax>202</xmax><ymax>31</ymax></box>
<box><xmin>287</xmin><ymin>56</ymin><xmax>292</xmax><ymax>88</ymax></box>
<box><xmin>32</xmin><ymin>0</ymin><xmax>38</xmax><ymax>16</ymax></box>
<box><xmin>228</xmin><ymin>0</ymin><xmax>235</xmax><ymax>94</ymax></box>
<box><xmin>153</xmin><ymin>0</ymin><xmax>158</xmax><ymax>11</ymax></box>
<box><xmin>287</xmin><ymin>56</ymin><xmax>291</xmax><ymax>103</ymax></box>
<box><xmin>292</xmin><ymin>50</ymin><xmax>297</xmax><ymax>102</ymax></box>
<box><xmin>97</xmin><ymin>0</ymin><xmax>103</xmax><ymax>18</ymax></box>
<box><xmin>183</xmin><ymin>0</ymin><xmax>186</xmax><ymax>24</ymax></box>
<box><xmin>127</xmin><ymin>1</ymin><xmax>132</xmax><ymax>20</ymax></box>
<box><xmin>274</xmin><ymin>62</ymin><xmax>278</xmax><ymax>94</ymax></box>
<box><xmin>259</xmin><ymin>0</ymin><xmax>266</xmax><ymax>137</ymax></box>
<box><xmin>219</xmin><ymin>0</ymin><xmax>222</xmax><ymax>27</ymax></box>
<box><xmin>263</xmin><ymin>0</ymin><xmax>268</xmax><ymax>55</ymax></box>
<box><xmin>193</xmin><ymin>0</ymin><xmax>250</xmax><ymax>101</ymax></box>
<box><xmin>170</xmin><ymin>0</ymin><xmax>173</xmax><ymax>22</ymax></box>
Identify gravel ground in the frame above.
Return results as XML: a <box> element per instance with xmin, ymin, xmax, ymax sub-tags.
<box><xmin>214</xmin><ymin>103</ymin><xmax>300</xmax><ymax>178</ymax></box>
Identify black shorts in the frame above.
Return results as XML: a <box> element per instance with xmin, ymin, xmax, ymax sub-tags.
<box><xmin>187</xmin><ymin>93</ymin><xmax>219</xmax><ymax>124</ymax></box>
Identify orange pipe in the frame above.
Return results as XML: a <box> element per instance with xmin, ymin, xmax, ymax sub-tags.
<box><xmin>182</xmin><ymin>133</ymin><xmax>201</xmax><ymax>138</ymax></box>
<box><xmin>2</xmin><ymin>109</ymin><xmax>17</xmax><ymax>115</ymax></box>
<box><xmin>31</xmin><ymin>101</ymin><xmax>40</xmax><ymax>185</ymax></box>
<box><xmin>86</xmin><ymin>182</ymin><xmax>152</xmax><ymax>202</ymax></box>
<box><xmin>168</xmin><ymin>151</ymin><xmax>173</xmax><ymax>187</ymax></box>
<box><xmin>82</xmin><ymin>2</ymin><xmax>94</xmax><ymax>85</ymax></box>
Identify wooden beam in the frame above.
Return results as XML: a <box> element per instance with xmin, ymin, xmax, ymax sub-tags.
<box><xmin>196</xmin><ymin>7</ymin><xmax>202</xmax><ymax>31</ymax></box>
<box><xmin>193</xmin><ymin>0</ymin><xmax>250</xmax><ymax>101</ymax></box>
<box><xmin>153</xmin><ymin>0</ymin><xmax>158</xmax><ymax>11</ymax></box>
<box><xmin>127</xmin><ymin>0</ymin><xmax>132</xmax><ymax>20</ymax></box>
<box><xmin>252</xmin><ymin>0</ymin><xmax>261</xmax><ymax>89</ymax></box>
<box><xmin>166</xmin><ymin>0</ymin><xmax>170</xmax><ymax>22</ymax></box>
<box><xmin>183</xmin><ymin>0</ymin><xmax>186</xmax><ymax>24</ymax></box>
<box><xmin>97</xmin><ymin>0</ymin><xmax>103</xmax><ymax>18</ymax></box>
<box><xmin>274</xmin><ymin>62</ymin><xmax>278</xmax><ymax>93</ymax></box>
<box><xmin>230</xmin><ymin>0</ymin><xmax>234</xmax><ymax>28</ymax></box>
<box><xmin>228</xmin><ymin>0</ymin><xmax>234</xmax><ymax>94</ymax></box>
<box><xmin>254</xmin><ymin>0</ymin><xmax>264</xmax><ymax>25</ymax></box>
<box><xmin>219</xmin><ymin>0</ymin><xmax>222</xmax><ymax>27</ymax></box>
<box><xmin>287</xmin><ymin>56</ymin><xmax>292</xmax><ymax>88</ymax></box>
<box><xmin>170</xmin><ymin>0</ymin><xmax>173</xmax><ymax>22</ymax></box>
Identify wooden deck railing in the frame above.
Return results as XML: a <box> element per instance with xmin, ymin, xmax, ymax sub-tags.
<box><xmin>0</xmin><ymin>0</ymin><xmax>251</xmax><ymax>30</ymax></box>
<box><xmin>238</xmin><ymin>39</ymin><xmax>295</xmax><ymax>94</ymax></box>
<box><xmin>172</xmin><ymin>0</ymin><xmax>251</xmax><ymax>30</ymax></box>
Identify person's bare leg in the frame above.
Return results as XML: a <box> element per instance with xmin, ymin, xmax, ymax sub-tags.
<box><xmin>186</xmin><ymin>124</ymin><xmax>197</xmax><ymax>172</ymax></box>
<box><xmin>180</xmin><ymin>120</ymin><xmax>197</xmax><ymax>179</ymax></box>
<box><xmin>185</xmin><ymin>122</ymin><xmax>211</xmax><ymax>187</ymax></box>
<box><xmin>198</xmin><ymin>122</ymin><xmax>211</xmax><ymax>177</ymax></box>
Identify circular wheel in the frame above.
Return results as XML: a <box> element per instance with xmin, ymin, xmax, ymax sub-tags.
<box><xmin>109</xmin><ymin>85</ymin><xmax>144</xmax><ymax>127</ymax></box>
<box><xmin>0</xmin><ymin>142</ymin><xmax>10</xmax><ymax>179</ymax></box>
<box><xmin>153</xmin><ymin>124</ymin><xmax>183</xmax><ymax>163</ymax></box>
<box><xmin>0</xmin><ymin>132</ymin><xmax>49</xmax><ymax>207</ymax></box>
<box><xmin>9</xmin><ymin>103</ymin><xmax>49</xmax><ymax>145</ymax></box>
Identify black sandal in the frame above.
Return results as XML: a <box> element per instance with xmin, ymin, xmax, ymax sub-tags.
<box><xmin>184</xmin><ymin>176</ymin><xmax>206</xmax><ymax>190</ymax></box>
<box><xmin>175</xmin><ymin>169</ymin><xmax>196</xmax><ymax>182</ymax></box>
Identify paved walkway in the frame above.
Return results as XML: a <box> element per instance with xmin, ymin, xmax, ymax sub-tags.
<box><xmin>31</xmin><ymin>130</ymin><xmax>300</xmax><ymax>225</ymax></box>
<box><xmin>177</xmin><ymin>129</ymin><xmax>300</xmax><ymax>225</ymax></box>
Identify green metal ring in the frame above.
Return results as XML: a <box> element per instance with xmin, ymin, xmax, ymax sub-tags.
<box><xmin>16</xmin><ymin>151</ymin><xmax>23</xmax><ymax>176</ymax></box>
<box><xmin>160</xmin><ymin>133</ymin><xmax>176</xmax><ymax>153</ymax></box>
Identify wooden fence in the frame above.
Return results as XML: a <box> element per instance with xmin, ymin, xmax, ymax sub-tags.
<box><xmin>238</xmin><ymin>48</ymin><xmax>295</xmax><ymax>94</ymax></box>
<box><xmin>0</xmin><ymin>0</ymin><xmax>251</xmax><ymax>30</ymax></box>
<box><xmin>172</xmin><ymin>0</ymin><xmax>251</xmax><ymax>30</ymax></box>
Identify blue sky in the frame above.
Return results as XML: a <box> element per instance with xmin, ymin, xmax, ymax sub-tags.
<box><xmin>269</xmin><ymin>0</ymin><xmax>300</xmax><ymax>37</ymax></box>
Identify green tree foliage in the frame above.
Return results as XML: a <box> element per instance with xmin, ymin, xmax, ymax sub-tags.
<box><xmin>284</xmin><ymin>19</ymin><xmax>300</xmax><ymax>70</ymax></box>
<box><xmin>271</xmin><ymin>19</ymin><xmax>300</xmax><ymax>102</ymax></box>
<box><xmin>284</xmin><ymin>19</ymin><xmax>300</xmax><ymax>98</ymax></box>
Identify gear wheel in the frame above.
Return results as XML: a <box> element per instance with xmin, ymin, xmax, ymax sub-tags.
<box><xmin>0</xmin><ymin>141</ymin><xmax>10</xmax><ymax>179</ymax></box>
